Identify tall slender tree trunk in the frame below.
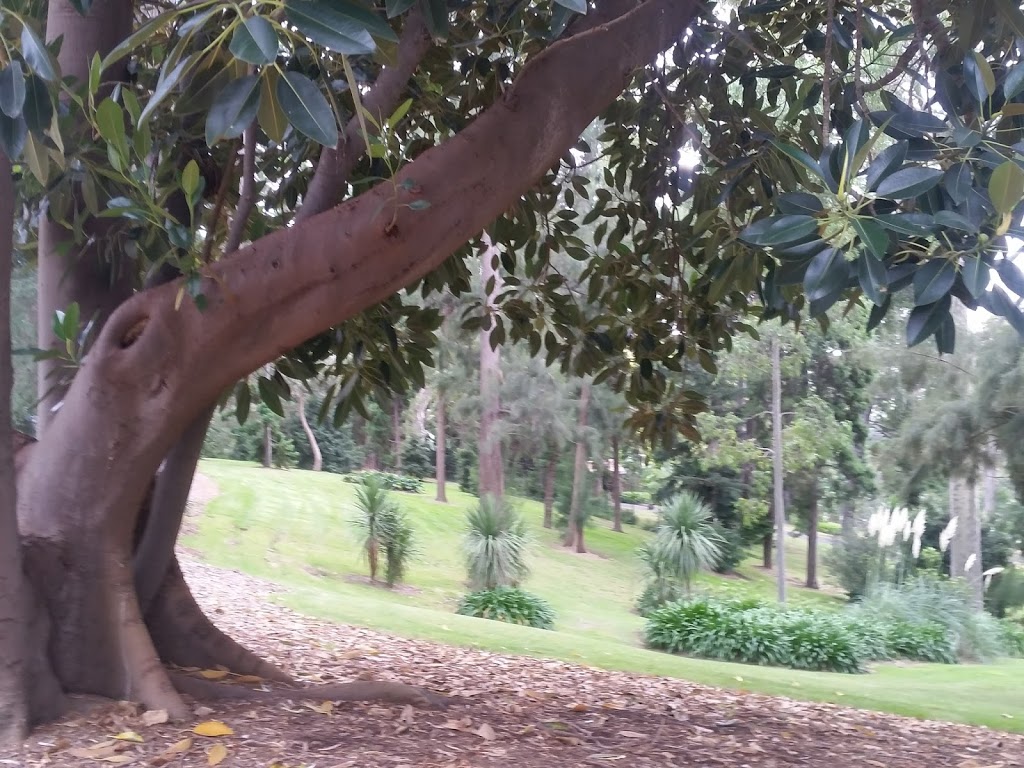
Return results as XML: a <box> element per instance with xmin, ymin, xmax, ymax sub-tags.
<box><xmin>296</xmin><ymin>390</ymin><xmax>322</xmax><ymax>471</ymax></box>
<box><xmin>543</xmin><ymin>445</ymin><xmax>558</xmax><ymax>529</ymax></box>
<box><xmin>771</xmin><ymin>336</ymin><xmax>786</xmax><ymax>603</ymax></box>
<box><xmin>762</xmin><ymin>532</ymin><xmax>773</xmax><ymax>570</ymax></box>
<box><xmin>0</xmin><ymin>152</ymin><xmax>28</xmax><ymax>746</ymax></box>
<box><xmin>950</xmin><ymin>474</ymin><xmax>983</xmax><ymax>610</ymax></box>
<box><xmin>566</xmin><ymin>379</ymin><xmax>592</xmax><ymax>551</ymax></box>
<box><xmin>949</xmin><ymin>474</ymin><xmax>965</xmax><ymax>580</ymax></box>
<box><xmin>391</xmin><ymin>397</ymin><xmax>403</xmax><ymax>473</ymax></box>
<box><xmin>435</xmin><ymin>393</ymin><xmax>448</xmax><ymax>503</ymax></box>
<box><xmin>478</xmin><ymin>239</ymin><xmax>504</xmax><ymax>499</ymax></box>
<box><xmin>262</xmin><ymin>423</ymin><xmax>273</xmax><ymax>468</ymax></box>
<box><xmin>806</xmin><ymin>484</ymin><xmax>819</xmax><ymax>590</ymax></box>
<box><xmin>611</xmin><ymin>435</ymin><xmax>623</xmax><ymax>532</ymax></box>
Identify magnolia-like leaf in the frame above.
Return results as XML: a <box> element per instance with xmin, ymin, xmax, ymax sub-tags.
<box><xmin>964</xmin><ymin>51</ymin><xmax>996</xmax><ymax>101</ymax></box>
<box><xmin>857</xmin><ymin>252</ymin><xmax>888</xmax><ymax>306</ymax></box>
<box><xmin>206</xmin><ymin>75</ymin><xmax>261</xmax><ymax>146</ymax></box>
<box><xmin>876</xmin><ymin>212</ymin><xmax>935</xmax><ymax>236</ymax></box>
<box><xmin>770</xmin><ymin>139</ymin><xmax>825</xmax><ymax>182</ymax></box>
<box><xmin>276</xmin><ymin>71</ymin><xmax>338</xmax><ymax>147</ymax></box>
<box><xmin>0</xmin><ymin>62</ymin><xmax>26</xmax><ymax>118</ymax></box>
<box><xmin>996</xmin><ymin>258</ymin><xmax>1024</xmax><ymax>299</ymax></box>
<box><xmin>20</xmin><ymin>22</ymin><xmax>57</xmax><ymax>81</ymax></box>
<box><xmin>851</xmin><ymin>218</ymin><xmax>888</xmax><ymax>260</ymax></box>
<box><xmin>193</xmin><ymin>721</ymin><xmax>234</xmax><ymax>737</ymax></box>
<box><xmin>21</xmin><ymin>74</ymin><xmax>52</xmax><ymax>132</ymax></box>
<box><xmin>906</xmin><ymin>295</ymin><xmax>951</xmax><ymax>347</ymax></box>
<box><xmin>942</xmin><ymin>162</ymin><xmax>972</xmax><ymax>204</ymax></box>
<box><xmin>739</xmin><ymin>214</ymin><xmax>818</xmax><ymax>247</ymax></box>
<box><xmin>258</xmin><ymin>70</ymin><xmax>288</xmax><ymax>143</ymax></box>
<box><xmin>988</xmin><ymin>160</ymin><xmax>1024</xmax><ymax>216</ymax></box>
<box><xmin>1</xmin><ymin>112</ymin><xmax>29</xmax><ymax>159</ymax></box>
<box><xmin>421</xmin><ymin>0</ymin><xmax>449</xmax><ymax>39</ymax></box>
<box><xmin>229</xmin><ymin>16</ymin><xmax>279</xmax><ymax>65</ymax></box>
<box><xmin>95</xmin><ymin>98</ymin><xmax>128</xmax><ymax>156</ymax></box>
<box><xmin>865</xmin><ymin>141</ymin><xmax>907</xmax><ymax>192</ymax></box>
<box><xmin>880</xmin><ymin>110</ymin><xmax>947</xmax><ymax>139</ymax></box>
<box><xmin>874</xmin><ymin>166</ymin><xmax>943</xmax><ymax>199</ymax></box>
<box><xmin>961</xmin><ymin>255</ymin><xmax>991</xmax><ymax>298</ymax></box>
<box><xmin>286</xmin><ymin>0</ymin><xmax>376</xmax><ymax>54</ymax></box>
<box><xmin>1004</xmin><ymin>59</ymin><xmax>1024</xmax><ymax>100</ymax></box>
<box><xmin>139</xmin><ymin>55</ymin><xmax>196</xmax><ymax>125</ymax></box>
<box><xmin>386</xmin><ymin>0</ymin><xmax>418</xmax><ymax>18</ymax></box>
<box><xmin>913</xmin><ymin>259</ymin><xmax>956</xmax><ymax>306</ymax></box>
<box><xmin>23</xmin><ymin>131</ymin><xmax>49</xmax><ymax>184</ymax></box>
<box><xmin>181</xmin><ymin>160</ymin><xmax>201</xmax><ymax>199</ymax></box>
<box><xmin>554</xmin><ymin>0</ymin><xmax>587</xmax><ymax>12</ymax></box>
<box><xmin>803</xmin><ymin>247</ymin><xmax>849</xmax><ymax>302</ymax></box>
<box><xmin>933</xmin><ymin>210</ymin><xmax>978</xmax><ymax>233</ymax></box>
<box><xmin>935</xmin><ymin>312</ymin><xmax>956</xmax><ymax>354</ymax></box>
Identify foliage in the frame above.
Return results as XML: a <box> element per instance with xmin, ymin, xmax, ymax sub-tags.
<box><xmin>644</xmin><ymin>492</ymin><xmax>724</xmax><ymax>591</ymax></box>
<box><xmin>708</xmin><ymin>522</ymin><xmax>746</xmax><ymax>574</ymax></box>
<box><xmin>400</xmin><ymin>436</ymin><xmax>435</xmax><ymax>480</ymax></box>
<box><xmin>824</xmin><ymin>533</ymin><xmax>886</xmax><ymax>600</ymax></box>
<box><xmin>620</xmin><ymin>491</ymin><xmax>653</xmax><ymax>507</ymax></box>
<box><xmin>463</xmin><ymin>495</ymin><xmax>529</xmax><ymax>591</ymax></box>
<box><xmin>350</xmin><ymin>477</ymin><xmax>416</xmax><ymax>585</ymax></box>
<box><xmin>818</xmin><ymin>521</ymin><xmax>842</xmax><ymax>536</ymax></box>
<box><xmin>999</xmin><ymin>619</ymin><xmax>1024</xmax><ymax>658</ymax></box>
<box><xmin>343</xmin><ymin>470</ymin><xmax>423</xmax><ymax>494</ymax></box>
<box><xmin>634</xmin><ymin>574</ymin><xmax>686</xmax><ymax>618</ymax></box>
<box><xmin>456</xmin><ymin>587</ymin><xmax>555</xmax><ymax>630</ymax></box>
<box><xmin>987</xmin><ymin>567</ymin><xmax>1024</xmax><ymax>619</ymax></box>
<box><xmin>382</xmin><ymin>506</ymin><xmax>417</xmax><ymax>587</ymax></box>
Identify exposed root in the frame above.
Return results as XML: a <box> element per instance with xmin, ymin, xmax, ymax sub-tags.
<box><xmin>170</xmin><ymin>671</ymin><xmax>447</xmax><ymax>709</ymax></box>
<box><xmin>146</xmin><ymin>557</ymin><xmax>293</xmax><ymax>684</ymax></box>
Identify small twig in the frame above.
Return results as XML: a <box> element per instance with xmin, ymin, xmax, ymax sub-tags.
<box><xmin>225</xmin><ymin>123</ymin><xmax>257</xmax><ymax>254</ymax></box>
<box><xmin>862</xmin><ymin>41</ymin><xmax>921</xmax><ymax>93</ymax></box>
<box><xmin>200</xmin><ymin>139</ymin><xmax>239</xmax><ymax>264</ymax></box>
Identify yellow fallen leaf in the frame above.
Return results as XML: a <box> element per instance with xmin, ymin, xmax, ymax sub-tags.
<box><xmin>207</xmin><ymin>743</ymin><xmax>228</xmax><ymax>766</ymax></box>
<box><xmin>113</xmin><ymin>731</ymin><xmax>144</xmax><ymax>743</ymax></box>
<box><xmin>193</xmin><ymin>721</ymin><xmax>234</xmax><ymax>737</ymax></box>
<box><xmin>234</xmin><ymin>675</ymin><xmax>263</xmax><ymax>684</ymax></box>
<box><xmin>167</xmin><ymin>738</ymin><xmax>192</xmax><ymax>753</ymax></box>
<box><xmin>100</xmin><ymin>755</ymin><xmax>134</xmax><ymax>764</ymax></box>
<box><xmin>141</xmin><ymin>709</ymin><xmax>169</xmax><ymax>727</ymax></box>
<box><xmin>200</xmin><ymin>669</ymin><xmax>229</xmax><ymax>680</ymax></box>
<box><xmin>304</xmin><ymin>701</ymin><xmax>333</xmax><ymax>715</ymax></box>
<box><xmin>475</xmin><ymin>723</ymin><xmax>496</xmax><ymax>741</ymax></box>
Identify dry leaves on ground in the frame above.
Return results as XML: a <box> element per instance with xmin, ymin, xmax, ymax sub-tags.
<box><xmin>7</xmin><ymin>556</ymin><xmax>1024</xmax><ymax>768</ymax></box>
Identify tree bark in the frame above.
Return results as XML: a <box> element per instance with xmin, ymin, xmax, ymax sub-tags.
<box><xmin>543</xmin><ymin>444</ymin><xmax>558</xmax><ymax>529</ymax></box>
<box><xmin>949</xmin><ymin>475</ymin><xmax>983</xmax><ymax>610</ymax></box>
<box><xmin>297</xmin><ymin>390</ymin><xmax>322</xmax><ymax>472</ymax></box>
<box><xmin>611</xmin><ymin>435</ymin><xmax>623</xmax><ymax>532</ymax></box>
<box><xmin>478</xmin><ymin>239</ymin><xmax>504</xmax><ymax>499</ymax></box>
<box><xmin>806</xmin><ymin>483</ymin><xmax>819</xmax><ymax>590</ymax></box>
<box><xmin>262</xmin><ymin>422</ymin><xmax>273</xmax><ymax>468</ymax></box>
<box><xmin>771</xmin><ymin>336</ymin><xmax>786</xmax><ymax>603</ymax></box>
<box><xmin>566</xmin><ymin>379</ymin><xmax>592</xmax><ymax>552</ymax></box>
<box><xmin>12</xmin><ymin>0</ymin><xmax>697</xmax><ymax>729</ymax></box>
<box><xmin>840</xmin><ymin>500</ymin><xmax>854</xmax><ymax>537</ymax></box>
<box><xmin>435</xmin><ymin>393</ymin><xmax>447</xmax><ymax>503</ymax></box>
<box><xmin>762</xmin><ymin>531</ymin><xmax>773</xmax><ymax>570</ymax></box>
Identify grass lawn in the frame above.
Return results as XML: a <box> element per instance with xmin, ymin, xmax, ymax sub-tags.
<box><xmin>184</xmin><ymin>459</ymin><xmax>1024</xmax><ymax>733</ymax></box>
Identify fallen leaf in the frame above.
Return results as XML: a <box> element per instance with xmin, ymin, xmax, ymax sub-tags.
<box><xmin>341</xmin><ymin>649</ymin><xmax>363</xmax><ymax>659</ymax></box>
<box><xmin>199</xmin><ymin>669</ymin><xmax>229</xmax><ymax>680</ymax></box>
<box><xmin>304</xmin><ymin>700</ymin><xmax>333</xmax><ymax>715</ymax></box>
<box><xmin>207</xmin><ymin>743</ymin><xmax>228</xmax><ymax>766</ymax></box>
<box><xmin>100</xmin><ymin>756</ymin><xmax>134</xmax><ymax>764</ymax></box>
<box><xmin>438</xmin><ymin>717</ymin><xmax>473</xmax><ymax>732</ymax></box>
<box><xmin>113</xmin><ymin>731</ymin><xmax>144</xmax><ymax>743</ymax></box>
<box><xmin>141</xmin><ymin>710</ymin><xmax>169</xmax><ymax>727</ymax></box>
<box><xmin>398</xmin><ymin>705</ymin><xmax>415</xmax><ymax>724</ymax></box>
<box><xmin>475</xmin><ymin>723</ymin><xmax>496</xmax><ymax>741</ymax></box>
<box><xmin>570</xmin><ymin>703</ymin><xmax>588</xmax><ymax>712</ymax></box>
<box><xmin>193</xmin><ymin>721</ymin><xmax>234</xmax><ymax>737</ymax></box>
<box><xmin>234</xmin><ymin>675</ymin><xmax>263</xmax><ymax>684</ymax></box>
<box><xmin>617</xmin><ymin>731</ymin><xmax>646</xmax><ymax>739</ymax></box>
<box><xmin>166</xmin><ymin>738</ymin><xmax>192</xmax><ymax>754</ymax></box>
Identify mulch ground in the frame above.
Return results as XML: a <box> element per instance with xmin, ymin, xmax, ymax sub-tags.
<box><xmin>7</xmin><ymin>559</ymin><xmax>1023</xmax><ymax>768</ymax></box>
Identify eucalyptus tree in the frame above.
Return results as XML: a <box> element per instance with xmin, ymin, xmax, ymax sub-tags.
<box><xmin>4</xmin><ymin>0</ymin><xmax>1024</xmax><ymax>743</ymax></box>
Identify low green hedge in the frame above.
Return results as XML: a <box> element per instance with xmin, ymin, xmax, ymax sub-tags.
<box><xmin>457</xmin><ymin>587</ymin><xmax>556</xmax><ymax>630</ymax></box>
<box><xmin>343</xmin><ymin>470</ymin><xmax>423</xmax><ymax>494</ymax></box>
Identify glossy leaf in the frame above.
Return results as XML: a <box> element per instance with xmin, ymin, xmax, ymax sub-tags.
<box><xmin>913</xmin><ymin>258</ymin><xmax>956</xmax><ymax>306</ymax></box>
<box><xmin>23</xmin><ymin>131</ymin><xmax>49</xmax><ymax>184</ymax></box>
<box><xmin>1004</xmin><ymin>60</ymin><xmax>1024</xmax><ymax>100</ymax></box>
<box><xmin>0</xmin><ymin>113</ymin><xmax>28</xmax><ymax>158</ymax></box>
<box><xmin>865</xmin><ymin>141</ymin><xmax>907</xmax><ymax>192</ymax></box>
<box><xmin>739</xmin><ymin>215</ymin><xmax>819</xmax><ymax>246</ymax></box>
<box><xmin>20</xmin><ymin>22</ymin><xmax>57</xmax><ymax>81</ymax></box>
<box><xmin>961</xmin><ymin>255</ymin><xmax>991</xmax><ymax>298</ymax></box>
<box><xmin>139</xmin><ymin>55</ymin><xmax>196</xmax><ymax>125</ymax></box>
<box><xmin>554</xmin><ymin>0</ymin><xmax>587</xmax><ymax>12</ymax></box>
<box><xmin>206</xmin><ymin>75</ymin><xmax>261</xmax><ymax>146</ymax></box>
<box><xmin>258</xmin><ymin>70</ymin><xmax>288</xmax><ymax>143</ymax></box>
<box><xmin>906</xmin><ymin>295</ymin><xmax>951</xmax><ymax>347</ymax></box>
<box><xmin>775</xmin><ymin>192</ymin><xmax>823</xmax><ymax>215</ymax></box>
<box><xmin>942</xmin><ymin>162</ymin><xmax>972</xmax><ymax>204</ymax></box>
<box><xmin>876</xmin><ymin>213</ymin><xmax>935</xmax><ymax>236</ymax></box>
<box><xmin>935</xmin><ymin>312</ymin><xmax>956</xmax><ymax>355</ymax></box>
<box><xmin>874</xmin><ymin>166</ymin><xmax>943</xmax><ymax>199</ymax></box>
<box><xmin>95</xmin><ymin>98</ymin><xmax>129</xmax><ymax>161</ymax></box>
<box><xmin>21</xmin><ymin>74</ymin><xmax>52</xmax><ymax>131</ymax></box>
<box><xmin>276</xmin><ymin>71</ymin><xmax>338</xmax><ymax>147</ymax></box>
<box><xmin>803</xmin><ymin>247</ymin><xmax>849</xmax><ymax>302</ymax></box>
<box><xmin>988</xmin><ymin>160</ymin><xmax>1024</xmax><ymax>215</ymax></box>
<box><xmin>286</xmin><ymin>0</ymin><xmax>376</xmax><ymax>54</ymax></box>
<box><xmin>996</xmin><ymin>258</ymin><xmax>1024</xmax><ymax>299</ymax></box>
<box><xmin>0</xmin><ymin>62</ymin><xmax>26</xmax><ymax>118</ymax></box>
<box><xmin>229</xmin><ymin>16</ymin><xmax>279</xmax><ymax>65</ymax></box>
<box><xmin>851</xmin><ymin>218</ymin><xmax>888</xmax><ymax>259</ymax></box>
<box><xmin>857</xmin><ymin>252</ymin><xmax>888</xmax><ymax>306</ymax></box>
<box><xmin>386</xmin><ymin>0</ymin><xmax>418</xmax><ymax>18</ymax></box>
<box><xmin>421</xmin><ymin>0</ymin><xmax>449</xmax><ymax>39</ymax></box>
<box><xmin>964</xmin><ymin>51</ymin><xmax>995</xmax><ymax>102</ymax></box>
<box><xmin>933</xmin><ymin>210</ymin><xmax>978</xmax><ymax>233</ymax></box>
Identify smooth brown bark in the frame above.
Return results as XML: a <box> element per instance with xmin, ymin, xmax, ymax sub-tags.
<box><xmin>611</xmin><ymin>435</ymin><xmax>623</xmax><ymax>532</ymax></box>
<box><xmin>806</xmin><ymin>485</ymin><xmax>819</xmax><ymax>590</ymax></box>
<box><xmin>296</xmin><ymin>390</ymin><xmax>322</xmax><ymax>472</ymax></box>
<box><xmin>566</xmin><ymin>379</ymin><xmax>592</xmax><ymax>553</ymax></box>
<box><xmin>771</xmin><ymin>336</ymin><xmax>786</xmax><ymax>603</ymax></box>
<box><xmin>435</xmin><ymin>393</ymin><xmax>447</xmax><ymax>503</ymax></box>
<box><xmin>762</xmin><ymin>531</ymin><xmax>772</xmax><ymax>570</ymax></box>
<box><xmin>262</xmin><ymin>422</ymin><xmax>273</xmax><ymax>468</ymax></box>
<box><xmin>478</xmin><ymin>239</ymin><xmax>505</xmax><ymax>499</ymax></box>
<box><xmin>543</xmin><ymin>445</ymin><xmax>558</xmax><ymax>529</ymax></box>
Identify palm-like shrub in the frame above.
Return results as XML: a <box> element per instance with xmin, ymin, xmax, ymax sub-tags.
<box><xmin>642</xmin><ymin>491</ymin><xmax>723</xmax><ymax>596</ymax></box>
<box><xmin>463</xmin><ymin>495</ymin><xmax>529</xmax><ymax>591</ymax></box>
<box><xmin>351</xmin><ymin>477</ymin><xmax>417</xmax><ymax>585</ymax></box>
<box><xmin>382</xmin><ymin>506</ymin><xmax>417</xmax><ymax>587</ymax></box>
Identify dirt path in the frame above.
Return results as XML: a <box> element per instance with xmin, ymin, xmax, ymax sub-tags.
<box><xmin>8</xmin><ymin>479</ymin><xmax>1024</xmax><ymax>767</ymax></box>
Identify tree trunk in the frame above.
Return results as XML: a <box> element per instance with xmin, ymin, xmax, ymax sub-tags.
<box><xmin>391</xmin><ymin>396</ymin><xmax>403</xmax><ymax>473</ymax></box>
<box><xmin>771</xmin><ymin>336</ymin><xmax>786</xmax><ymax>603</ymax></box>
<box><xmin>478</xmin><ymin>239</ymin><xmax>504</xmax><ymax>500</ymax></box>
<box><xmin>611</xmin><ymin>435</ymin><xmax>623</xmax><ymax>532</ymax></box>
<box><xmin>949</xmin><ymin>474</ymin><xmax>965</xmax><ymax>580</ymax></box>
<box><xmin>566</xmin><ymin>379</ymin><xmax>592</xmax><ymax>551</ymax></box>
<box><xmin>806</xmin><ymin>484</ymin><xmax>819</xmax><ymax>590</ymax></box>
<box><xmin>435</xmin><ymin>392</ymin><xmax>447</xmax><ymax>503</ymax></box>
<box><xmin>262</xmin><ymin>423</ymin><xmax>273</xmax><ymax>468</ymax></box>
<box><xmin>543</xmin><ymin>445</ymin><xmax>558</xmax><ymax>529</ymax></box>
<box><xmin>949</xmin><ymin>475</ymin><xmax>983</xmax><ymax>610</ymax></box>
<box><xmin>9</xmin><ymin>0</ymin><xmax>696</xmax><ymax>730</ymax></box>
<box><xmin>762</xmin><ymin>531</ymin><xmax>773</xmax><ymax>570</ymax></box>
<box><xmin>296</xmin><ymin>390</ymin><xmax>322</xmax><ymax>472</ymax></box>
<box><xmin>840</xmin><ymin>500</ymin><xmax>854</xmax><ymax>537</ymax></box>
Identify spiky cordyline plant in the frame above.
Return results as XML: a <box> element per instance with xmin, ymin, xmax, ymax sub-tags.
<box><xmin>463</xmin><ymin>494</ymin><xmax>529</xmax><ymax>591</ymax></box>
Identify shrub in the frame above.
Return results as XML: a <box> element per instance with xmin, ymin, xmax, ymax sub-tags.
<box><xmin>818</xmin><ymin>520</ymin><xmax>842</xmax><ymax>536</ymax></box>
<box><xmin>591</xmin><ymin>501</ymin><xmax>638</xmax><ymax>526</ymax></box>
<box><xmin>463</xmin><ymin>495</ymin><xmax>529</xmax><ymax>591</ymax></box>
<box><xmin>634</xmin><ymin>578</ymin><xmax>685</xmax><ymax>617</ymax></box>
<box><xmin>382</xmin><ymin>506</ymin><xmax>417</xmax><ymax>587</ymax></box>
<box><xmin>709</xmin><ymin>523</ymin><xmax>746</xmax><ymax>574</ymax></box>
<box><xmin>645</xmin><ymin>492</ymin><xmax>723</xmax><ymax>591</ymax></box>
<box><xmin>987</xmin><ymin>566</ymin><xmax>1024</xmax><ymax>618</ymax></box>
<box><xmin>998</xmin><ymin>618</ymin><xmax>1024</xmax><ymax>657</ymax></box>
<box><xmin>350</xmin><ymin>477</ymin><xmax>417</xmax><ymax>585</ymax></box>
<box><xmin>344</xmin><ymin>470</ymin><xmax>423</xmax><ymax>493</ymax></box>
<box><xmin>457</xmin><ymin>587</ymin><xmax>555</xmax><ymax>630</ymax></box>
<box><xmin>621</xmin><ymin>491</ymin><xmax>652</xmax><ymax>506</ymax></box>
<box><xmin>823</xmin><ymin>533</ymin><xmax>883</xmax><ymax>599</ymax></box>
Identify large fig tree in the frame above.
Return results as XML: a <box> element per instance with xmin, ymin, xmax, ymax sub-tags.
<box><xmin>3</xmin><ymin>0</ymin><xmax>1024</xmax><ymax>744</ymax></box>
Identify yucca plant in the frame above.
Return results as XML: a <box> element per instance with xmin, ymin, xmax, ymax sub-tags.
<box><xmin>351</xmin><ymin>477</ymin><xmax>396</xmax><ymax>583</ymax></box>
<box><xmin>645</xmin><ymin>491</ymin><xmax>723</xmax><ymax>594</ymax></box>
<box><xmin>463</xmin><ymin>495</ymin><xmax>529</xmax><ymax>591</ymax></box>
<box><xmin>383</xmin><ymin>506</ymin><xmax>417</xmax><ymax>587</ymax></box>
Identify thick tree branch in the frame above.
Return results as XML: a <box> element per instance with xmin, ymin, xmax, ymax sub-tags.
<box><xmin>297</xmin><ymin>9</ymin><xmax>432</xmax><ymax>221</ymax></box>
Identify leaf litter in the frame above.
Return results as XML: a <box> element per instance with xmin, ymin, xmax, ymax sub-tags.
<box><xmin>7</xmin><ymin>553</ymin><xmax>1024</xmax><ymax>767</ymax></box>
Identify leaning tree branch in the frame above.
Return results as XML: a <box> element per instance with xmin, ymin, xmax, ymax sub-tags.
<box><xmin>297</xmin><ymin>8</ymin><xmax>432</xmax><ymax>221</ymax></box>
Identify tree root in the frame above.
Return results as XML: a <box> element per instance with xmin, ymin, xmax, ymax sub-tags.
<box><xmin>145</xmin><ymin>557</ymin><xmax>293</xmax><ymax>684</ymax></box>
<box><xmin>170</xmin><ymin>671</ymin><xmax>447</xmax><ymax>709</ymax></box>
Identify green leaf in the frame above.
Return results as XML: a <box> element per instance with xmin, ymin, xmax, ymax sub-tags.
<box><xmin>739</xmin><ymin>215</ymin><xmax>819</xmax><ymax>247</ymax></box>
<box><xmin>138</xmin><ymin>55</ymin><xmax>196</xmax><ymax>125</ymax></box>
<box><xmin>23</xmin><ymin>131</ymin><xmax>49</xmax><ymax>184</ymax></box>
<box><xmin>229</xmin><ymin>16</ymin><xmax>279</xmax><ymax>65</ymax></box>
<box><xmin>1004</xmin><ymin>60</ymin><xmax>1024</xmax><ymax>100</ymax></box>
<box><xmin>964</xmin><ymin>51</ymin><xmax>996</xmax><ymax>102</ymax></box>
<box><xmin>386</xmin><ymin>0</ymin><xmax>418</xmax><ymax>18</ymax></box>
<box><xmin>906</xmin><ymin>295</ymin><xmax>951</xmax><ymax>347</ymax></box>
<box><xmin>88</xmin><ymin>53</ymin><xmax>102</xmax><ymax>97</ymax></box>
<box><xmin>276</xmin><ymin>71</ymin><xmax>338</xmax><ymax>147</ymax></box>
<box><xmin>857</xmin><ymin>252</ymin><xmax>888</xmax><ymax>306</ymax></box>
<box><xmin>876</xmin><ymin>213</ymin><xmax>935</xmax><ymax>236</ymax></box>
<box><xmin>0</xmin><ymin>113</ymin><xmax>28</xmax><ymax>159</ymax></box>
<box><xmin>942</xmin><ymin>162</ymin><xmax>972</xmax><ymax>204</ymax></box>
<box><xmin>286</xmin><ymin>0</ymin><xmax>376</xmax><ymax>54</ymax></box>
<box><xmin>873</xmin><ymin>166</ymin><xmax>943</xmax><ymax>199</ymax></box>
<box><xmin>386</xmin><ymin>97</ymin><xmax>413</xmax><ymax>130</ymax></box>
<box><xmin>988</xmin><ymin>160</ymin><xmax>1024</xmax><ymax>216</ymax></box>
<box><xmin>770</xmin><ymin>139</ymin><xmax>825</xmax><ymax>182</ymax></box>
<box><xmin>258</xmin><ymin>69</ymin><xmax>288</xmax><ymax>143</ymax></box>
<box><xmin>996</xmin><ymin>258</ymin><xmax>1024</xmax><ymax>298</ymax></box>
<box><xmin>851</xmin><ymin>218</ymin><xmax>888</xmax><ymax>259</ymax></box>
<box><xmin>181</xmin><ymin>159</ymin><xmax>200</xmax><ymax>199</ymax></box>
<box><xmin>961</xmin><ymin>255</ymin><xmax>991</xmax><ymax>298</ymax></box>
<box><xmin>804</xmin><ymin>247</ymin><xmax>849</xmax><ymax>302</ymax></box>
<box><xmin>235</xmin><ymin>381</ymin><xmax>251</xmax><ymax>424</ymax></box>
<box><xmin>20</xmin><ymin>21</ymin><xmax>57</xmax><ymax>82</ymax></box>
<box><xmin>21</xmin><ymin>74</ymin><xmax>52</xmax><ymax>131</ymax></box>
<box><xmin>257</xmin><ymin>376</ymin><xmax>284</xmax><ymax>417</ymax></box>
<box><xmin>935</xmin><ymin>312</ymin><xmax>956</xmax><ymax>355</ymax></box>
<box><xmin>95</xmin><ymin>98</ymin><xmax>127</xmax><ymax>156</ymax></box>
<box><xmin>933</xmin><ymin>210</ymin><xmax>979</xmax><ymax>233</ymax></box>
<box><xmin>554</xmin><ymin>0</ymin><xmax>587</xmax><ymax>11</ymax></box>
<box><xmin>330</xmin><ymin>0</ymin><xmax>399</xmax><ymax>42</ymax></box>
<box><xmin>913</xmin><ymin>258</ymin><xmax>956</xmax><ymax>306</ymax></box>
<box><xmin>421</xmin><ymin>0</ymin><xmax>449</xmax><ymax>39</ymax></box>
<box><xmin>0</xmin><ymin>62</ymin><xmax>26</xmax><ymax>118</ymax></box>
<box><xmin>883</xmin><ymin>110</ymin><xmax>947</xmax><ymax>139</ymax></box>
<box><xmin>206</xmin><ymin>74</ymin><xmax>261</xmax><ymax>146</ymax></box>
<box><xmin>63</xmin><ymin>302</ymin><xmax>80</xmax><ymax>343</ymax></box>
<box><xmin>865</xmin><ymin>141</ymin><xmax>907</xmax><ymax>192</ymax></box>
<box><xmin>100</xmin><ymin>8</ymin><xmax>177</xmax><ymax>72</ymax></box>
